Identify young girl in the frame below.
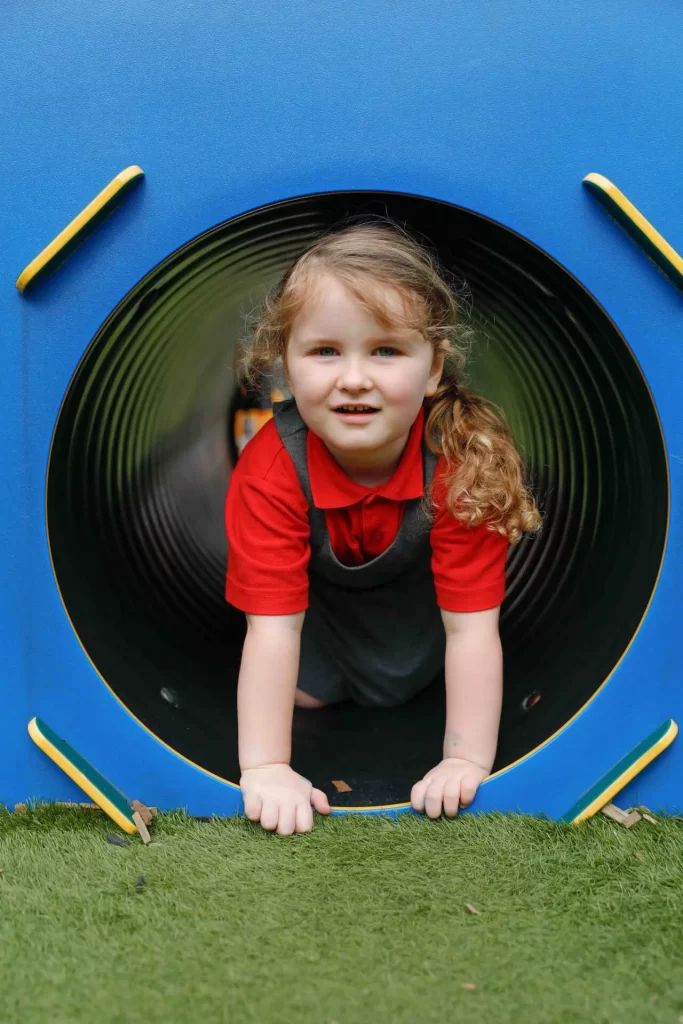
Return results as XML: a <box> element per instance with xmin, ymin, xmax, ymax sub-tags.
<box><xmin>225</xmin><ymin>221</ymin><xmax>541</xmax><ymax>836</ymax></box>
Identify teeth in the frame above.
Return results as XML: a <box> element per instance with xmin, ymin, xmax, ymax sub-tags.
<box><xmin>337</xmin><ymin>405</ymin><xmax>375</xmax><ymax>412</ymax></box>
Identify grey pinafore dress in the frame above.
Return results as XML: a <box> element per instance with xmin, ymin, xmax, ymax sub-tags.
<box><xmin>273</xmin><ymin>399</ymin><xmax>446</xmax><ymax>707</ymax></box>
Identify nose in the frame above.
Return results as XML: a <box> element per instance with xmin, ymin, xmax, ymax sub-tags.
<box><xmin>337</xmin><ymin>354</ymin><xmax>372</xmax><ymax>393</ymax></box>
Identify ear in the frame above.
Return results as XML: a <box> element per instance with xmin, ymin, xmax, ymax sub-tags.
<box><xmin>424</xmin><ymin>342</ymin><xmax>447</xmax><ymax>398</ymax></box>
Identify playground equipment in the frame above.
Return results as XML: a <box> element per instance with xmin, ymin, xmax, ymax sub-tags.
<box><xmin>3</xmin><ymin>1</ymin><xmax>682</xmax><ymax>818</ymax></box>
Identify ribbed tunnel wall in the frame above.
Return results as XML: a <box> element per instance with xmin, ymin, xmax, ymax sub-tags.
<box><xmin>47</xmin><ymin>193</ymin><xmax>668</xmax><ymax>806</ymax></box>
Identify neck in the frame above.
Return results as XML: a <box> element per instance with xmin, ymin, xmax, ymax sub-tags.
<box><xmin>325</xmin><ymin>432</ymin><xmax>410</xmax><ymax>488</ymax></box>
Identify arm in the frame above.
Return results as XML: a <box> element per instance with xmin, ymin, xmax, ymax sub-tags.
<box><xmin>411</xmin><ymin>606</ymin><xmax>502</xmax><ymax>818</ymax></box>
<box><xmin>441</xmin><ymin>606</ymin><xmax>502</xmax><ymax>772</ymax></box>
<box><xmin>237</xmin><ymin>612</ymin><xmax>331</xmax><ymax>834</ymax></box>
<box><xmin>237</xmin><ymin>612</ymin><xmax>304</xmax><ymax>770</ymax></box>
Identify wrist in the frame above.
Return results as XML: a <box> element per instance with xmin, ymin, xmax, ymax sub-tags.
<box><xmin>442</xmin><ymin>753</ymin><xmax>491</xmax><ymax>773</ymax></box>
<box><xmin>443</xmin><ymin>729</ymin><xmax>495</xmax><ymax>772</ymax></box>
<box><xmin>240</xmin><ymin>761</ymin><xmax>290</xmax><ymax>773</ymax></box>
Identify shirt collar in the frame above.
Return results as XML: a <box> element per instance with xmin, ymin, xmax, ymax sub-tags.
<box><xmin>307</xmin><ymin>405</ymin><xmax>425</xmax><ymax>509</ymax></box>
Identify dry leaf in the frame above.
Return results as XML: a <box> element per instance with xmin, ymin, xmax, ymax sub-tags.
<box><xmin>332</xmin><ymin>780</ymin><xmax>352</xmax><ymax>793</ymax></box>
<box><xmin>131</xmin><ymin>800</ymin><xmax>155</xmax><ymax>826</ymax></box>
<box><xmin>633</xmin><ymin>851</ymin><xmax>644</xmax><ymax>858</ymax></box>
<box><xmin>465</xmin><ymin>904</ymin><xmax>481</xmax><ymax>915</ymax></box>
<box><xmin>13</xmin><ymin>803</ymin><xmax>27</xmax><ymax>814</ymax></box>
<box><xmin>461</xmin><ymin>983</ymin><xmax>476</xmax><ymax>991</ymax></box>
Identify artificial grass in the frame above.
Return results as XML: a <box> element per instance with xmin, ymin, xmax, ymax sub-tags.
<box><xmin>1</xmin><ymin>806</ymin><xmax>683</xmax><ymax>1023</ymax></box>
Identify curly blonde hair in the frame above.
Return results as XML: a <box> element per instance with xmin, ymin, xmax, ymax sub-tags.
<box><xmin>239</xmin><ymin>219</ymin><xmax>541</xmax><ymax>544</ymax></box>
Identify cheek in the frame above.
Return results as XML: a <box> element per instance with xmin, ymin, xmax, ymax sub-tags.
<box><xmin>385</xmin><ymin>364</ymin><xmax>433</xmax><ymax>403</ymax></box>
<box><xmin>287</xmin><ymin>360</ymin><xmax>330</xmax><ymax>399</ymax></box>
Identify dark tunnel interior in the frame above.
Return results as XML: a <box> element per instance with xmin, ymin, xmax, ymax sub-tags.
<box><xmin>46</xmin><ymin>192</ymin><xmax>668</xmax><ymax>806</ymax></box>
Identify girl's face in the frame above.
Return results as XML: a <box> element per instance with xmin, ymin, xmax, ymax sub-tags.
<box><xmin>285</xmin><ymin>274</ymin><xmax>445</xmax><ymax>480</ymax></box>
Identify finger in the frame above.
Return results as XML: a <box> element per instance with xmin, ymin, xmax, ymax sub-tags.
<box><xmin>311</xmin><ymin>788</ymin><xmax>331</xmax><ymax>815</ymax></box>
<box><xmin>459</xmin><ymin>775</ymin><xmax>480</xmax><ymax>808</ymax></box>
<box><xmin>295</xmin><ymin>800</ymin><xmax>314</xmax><ymax>834</ymax></box>
<box><xmin>259</xmin><ymin>799</ymin><xmax>280</xmax><ymax>832</ymax></box>
<box><xmin>424</xmin><ymin>778</ymin><xmax>446</xmax><ymax>819</ymax></box>
<box><xmin>411</xmin><ymin>780</ymin><xmax>428</xmax><ymax>813</ymax></box>
<box><xmin>242</xmin><ymin>793</ymin><xmax>263</xmax><ymax>822</ymax></box>
<box><xmin>276</xmin><ymin>803</ymin><xmax>297</xmax><ymax>837</ymax></box>
<box><xmin>442</xmin><ymin>780</ymin><xmax>462</xmax><ymax>818</ymax></box>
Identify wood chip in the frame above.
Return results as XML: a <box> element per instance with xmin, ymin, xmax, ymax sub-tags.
<box><xmin>633</xmin><ymin>851</ymin><xmax>644</xmax><ymax>858</ymax></box>
<box><xmin>642</xmin><ymin>814</ymin><xmax>658</xmax><ymax>825</ymax></box>
<box><xmin>601</xmin><ymin>803</ymin><xmax>642</xmax><ymax>828</ymax></box>
<box><xmin>461</xmin><ymin>983</ymin><xmax>477</xmax><ymax>991</ymax></box>
<box><xmin>331</xmin><ymin>780</ymin><xmax>352</xmax><ymax>793</ymax></box>
<box><xmin>131</xmin><ymin>800</ymin><xmax>155</xmax><ymax>826</ymax></box>
<box><xmin>464</xmin><ymin>904</ymin><xmax>481</xmax><ymax>915</ymax></box>
<box><xmin>132</xmin><ymin>810</ymin><xmax>152</xmax><ymax>845</ymax></box>
<box><xmin>52</xmin><ymin>801</ymin><xmax>99</xmax><ymax>809</ymax></box>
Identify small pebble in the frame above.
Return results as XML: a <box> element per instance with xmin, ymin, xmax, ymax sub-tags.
<box><xmin>106</xmin><ymin>833</ymin><xmax>131</xmax><ymax>848</ymax></box>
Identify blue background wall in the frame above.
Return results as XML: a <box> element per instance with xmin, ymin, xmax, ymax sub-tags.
<box><xmin>2</xmin><ymin>0</ymin><xmax>682</xmax><ymax>814</ymax></box>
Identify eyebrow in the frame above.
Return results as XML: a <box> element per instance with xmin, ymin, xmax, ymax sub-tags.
<box><xmin>298</xmin><ymin>335</ymin><xmax>409</xmax><ymax>345</ymax></box>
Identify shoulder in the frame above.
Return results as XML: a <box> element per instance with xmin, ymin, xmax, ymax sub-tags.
<box><xmin>233</xmin><ymin>417</ymin><xmax>299</xmax><ymax>486</ymax></box>
<box><xmin>228</xmin><ymin>418</ymin><xmax>308</xmax><ymax>521</ymax></box>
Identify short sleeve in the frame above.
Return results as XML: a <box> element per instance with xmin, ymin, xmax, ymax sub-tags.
<box><xmin>430</xmin><ymin>460</ymin><xmax>508</xmax><ymax>613</ymax></box>
<box><xmin>225</xmin><ymin>422</ymin><xmax>311</xmax><ymax>614</ymax></box>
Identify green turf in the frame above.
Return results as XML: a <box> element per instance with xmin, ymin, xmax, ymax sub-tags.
<box><xmin>1</xmin><ymin>805</ymin><xmax>683</xmax><ymax>1023</ymax></box>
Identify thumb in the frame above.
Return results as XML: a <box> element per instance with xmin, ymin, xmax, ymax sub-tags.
<box><xmin>311</xmin><ymin>787</ymin><xmax>331</xmax><ymax>815</ymax></box>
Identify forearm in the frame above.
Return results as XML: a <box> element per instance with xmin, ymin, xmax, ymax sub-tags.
<box><xmin>442</xmin><ymin>622</ymin><xmax>503</xmax><ymax>772</ymax></box>
<box><xmin>237</xmin><ymin>613</ymin><xmax>303</xmax><ymax>771</ymax></box>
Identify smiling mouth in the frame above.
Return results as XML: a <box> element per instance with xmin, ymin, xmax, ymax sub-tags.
<box><xmin>333</xmin><ymin>405</ymin><xmax>379</xmax><ymax>413</ymax></box>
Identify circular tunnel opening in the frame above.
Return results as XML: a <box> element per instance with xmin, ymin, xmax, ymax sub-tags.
<box><xmin>47</xmin><ymin>192</ymin><xmax>668</xmax><ymax>807</ymax></box>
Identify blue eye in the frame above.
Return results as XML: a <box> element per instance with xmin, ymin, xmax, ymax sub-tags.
<box><xmin>375</xmin><ymin>346</ymin><xmax>399</xmax><ymax>357</ymax></box>
<box><xmin>314</xmin><ymin>346</ymin><xmax>337</xmax><ymax>357</ymax></box>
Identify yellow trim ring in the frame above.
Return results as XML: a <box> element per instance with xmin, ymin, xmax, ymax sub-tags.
<box><xmin>43</xmin><ymin>203</ymin><xmax>671</xmax><ymax>817</ymax></box>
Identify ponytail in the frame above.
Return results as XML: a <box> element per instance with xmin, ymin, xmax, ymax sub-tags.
<box><xmin>425</xmin><ymin>375</ymin><xmax>542</xmax><ymax>544</ymax></box>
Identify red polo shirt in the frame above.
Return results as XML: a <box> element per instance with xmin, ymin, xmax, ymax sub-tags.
<box><xmin>225</xmin><ymin>407</ymin><xmax>507</xmax><ymax>615</ymax></box>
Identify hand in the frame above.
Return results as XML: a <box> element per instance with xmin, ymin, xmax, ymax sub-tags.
<box><xmin>411</xmin><ymin>758</ymin><xmax>489</xmax><ymax>819</ymax></box>
<box><xmin>240</xmin><ymin>763</ymin><xmax>331</xmax><ymax>836</ymax></box>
